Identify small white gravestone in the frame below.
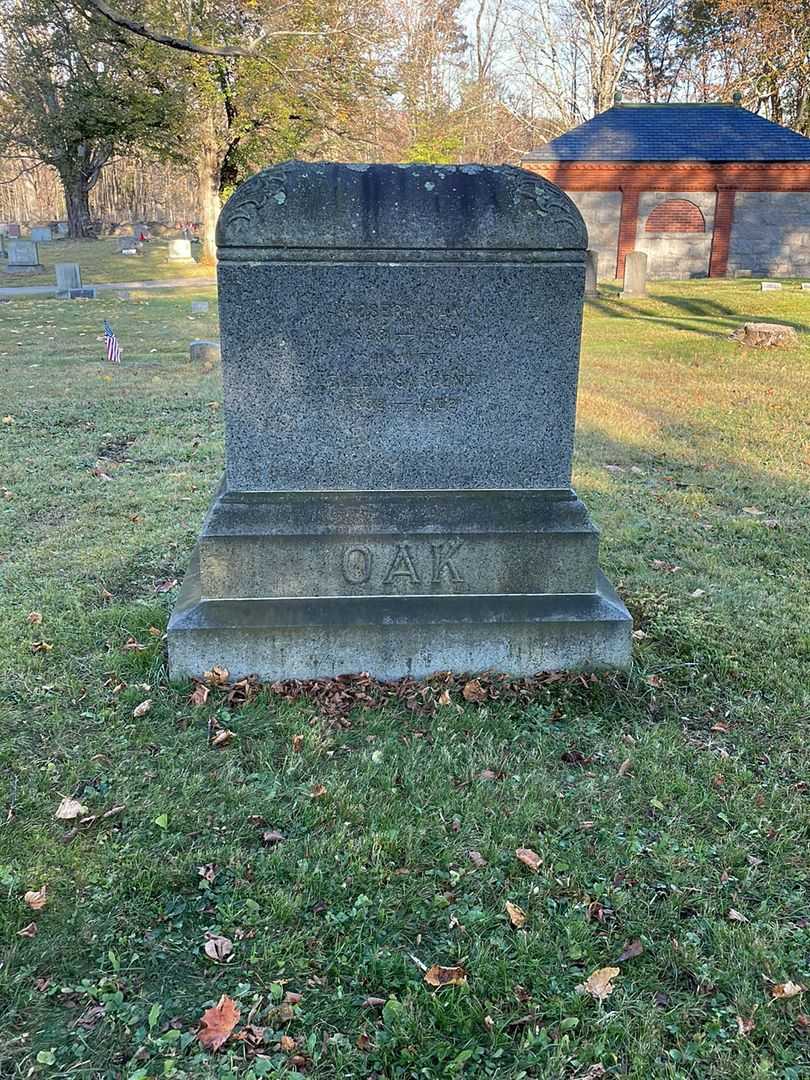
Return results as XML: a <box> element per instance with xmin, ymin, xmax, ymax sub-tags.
<box><xmin>5</xmin><ymin>239</ymin><xmax>42</xmax><ymax>273</ymax></box>
<box><xmin>191</xmin><ymin>300</ymin><xmax>209</xmax><ymax>314</ymax></box>
<box><xmin>168</xmin><ymin>238</ymin><xmax>193</xmax><ymax>261</ymax></box>
<box><xmin>621</xmin><ymin>251</ymin><xmax>647</xmax><ymax>298</ymax></box>
<box><xmin>55</xmin><ymin>263</ymin><xmax>82</xmax><ymax>297</ymax></box>
<box><xmin>801</xmin><ymin>282</ymin><xmax>810</xmax><ymax>291</ymax></box>
<box><xmin>761</xmin><ymin>281</ymin><xmax>781</xmax><ymax>291</ymax></box>
<box><xmin>31</xmin><ymin>226</ymin><xmax>52</xmax><ymax>243</ymax></box>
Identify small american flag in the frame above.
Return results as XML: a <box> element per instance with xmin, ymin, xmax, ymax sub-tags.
<box><xmin>103</xmin><ymin>319</ymin><xmax>122</xmax><ymax>363</ymax></box>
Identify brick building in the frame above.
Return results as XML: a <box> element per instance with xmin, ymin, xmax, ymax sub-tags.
<box><xmin>522</xmin><ymin>101</ymin><xmax>810</xmax><ymax>280</ymax></box>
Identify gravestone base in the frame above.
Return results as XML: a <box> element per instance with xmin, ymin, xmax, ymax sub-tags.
<box><xmin>4</xmin><ymin>264</ymin><xmax>42</xmax><ymax>274</ymax></box>
<box><xmin>168</xmin><ymin>482</ymin><xmax>631</xmax><ymax>679</ymax></box>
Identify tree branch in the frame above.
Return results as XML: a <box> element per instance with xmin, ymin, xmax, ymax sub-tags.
<box><xmin>79</xmin><ymin>0</ymin><xmax>353</xmax><ymax>57</ymax></box>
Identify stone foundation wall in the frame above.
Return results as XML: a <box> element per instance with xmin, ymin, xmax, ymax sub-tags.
<box><xmin>728</xmin><ymin>192</ymin><xmax>810</xmax><ymax>278</ymax></box>
<box><xmin>635</xmin><ymin>191</ymin><xmax>716</xmax><ymax>279</ymax></box>
<box><xmin>566</xmin><ymin>191</ymin><xmax>621</xmax><ymax>278</ymax></box>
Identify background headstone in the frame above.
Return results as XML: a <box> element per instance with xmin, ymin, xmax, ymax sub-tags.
<box><xmin>7</xmin><ymin>224</ymin><xmax>20</xmax><ymax>238</ymax></box>
<box><xmin>584</xmin><ymin>249</ymin><xmax>598</xmax><ymax>298</ymax></box>
<box><xmin>31</xmin><ymin>226</ymin><xmax>52</xmax><ymax>243</ymax></box>
<box><xmin>168</xmin><ymin>238</ymin><xmax>193</xmax><ymax>261</ymax></box>
<box><xmin>191</xmin><ymin>300</ymin><xmax>210</xmax><ymax>314</ymax></box>
<box><xmin>5</xmin><ymin>239</ymin><xmax>41</xmax><ymax>273</ymax></box>
<box><xmin>621</xmin><ymin>251</ymin><xmax>647</xmax><ymax>297</ymax></box>
<box><xmin>116</xmin><ymin>289</ymin><xmax>132</xmax><ymax>301</ymax></box>
<box><xmin>168</xmin><ymin>162</ymin><xmax>632</xmax><ymax>680</ymax></box>
<box><xmin>55</xmin><ymin>262</ymin><xmax>82</xmax><ymax>297</ymax></box>
<box><xmin>68</xmin><ymin>287</ymin><xmax>96</xmax><ymax>299</ymax></box>
<box><xmin>761</xmin><ymin>281</ymin><xmax>782</xmax><ymax>291</ymax></box>
<box><xmin>56</xmin><ymin>222</ymin><xmax>70</xmax><ymax>237</ymax></box>
<box><xmin>117</xmin><ymin>236</ymin><xmax>141</xmax><ymax>254</ymax></box>
<box><xmin>190</xmin><ymin>339</ymin><xmax>220</xmax><ymax>366</ymax></box>
<box><xmin>801</xmin><ymin>282</ymin><xmax>810</xmax><ymax>291</ymax></box>
<box><xmin>734</xmin><ymin>269</ymin><xmax>753</xmax><ymax>278</ymax></box>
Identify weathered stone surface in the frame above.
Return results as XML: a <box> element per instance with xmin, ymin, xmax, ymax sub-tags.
<box><xmin>55</xmin><ymin>263</ymin><xmax>82</xmax><ymax>297</ymax></box>
<box><xmin>7</xmin><ymin>224</ymin><xmax>20</xmax><ymax>238</ymax></box>
<box><xmin>31</xmin><ymin>226</ymin><xmax>52</xmax><ymax>242</ymax></box>
<box><xmin>584</xmin><ymin>249</ymin><xmax>598</xmax><ymax>297</ymax></box>
<box><xmin>117</xmin><ymin>236</ymin><xmax>140</xmax><ymax>253</ymax></box>
<box><xmin>168</xmin><ymin>238</ymin><xmax>193</xmax><ymax>261</ymax></box>
<box><xmin>169</xmin><ymin>162</ymin><xmax>631</xmax><ymax>679</ymax></box>
<box><xmin>5</xmin><ymin>239</ymin><xmax>41</xmax><ymax>273</ymax></box>
<box><xmin>621</xmin><ymin>251</ymin><xmax>647</xmax><ymax>297</ymax></box>
<box><xmin>190</xmin><ymin>339</ymin><xmax>220</xmax><ymax>365</ymax></box>
<box><xmin>731</xmin><ymin>322</ymin><xmax>798</xmax><ymax>347</ymax></box>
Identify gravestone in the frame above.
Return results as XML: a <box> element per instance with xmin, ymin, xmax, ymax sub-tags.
<box><xmin>55</xmin><ymin>263</ymin><xmax>82</xmax><ymax>297</ymax></box>
<box><xmin>190</xmin><ymin>339</ymin><xmax>220</xmax><ymax>365</ymax></box>
<box><xmin>117</xmin><ymin>236</ymin><xmax>140</xmax><ymax>254</ymax></box>
<box><xmin>31</xmin><ymin>226</ymin><xmax>52</xmax><ymax>243</ymax></box>
<box><xmin>7</xmin><ymin>224</ymin><xmax>20</xmax><ymax>238</ymax></box>
<box><xmin>5</xmin><ymin>239</ymin><xmax>42</xmax><ymax>273</ymax></box>
<box><xmin>621</xmin><ymin>251</ymin><xmax>647</xmax><ymax>297</ymax></box>
<box><xmin>802</xmin><ymin>282</ymin><xmax>810</xmax><ymax>291</ymax></box>
<box><xmin>761</xmin><ymin>281</ymin><xmax>781</xmax><ymax>291</ymax></box>
<box><xmin>56</xmin><ymin>221</ymin><xmax>70</xmax><ymax>237</ymax></box>
<box><xmin>584</xmin><ymin>249</ymin><xmax>598</xmax><ymax>298</ymax></box>
<box><xmin>191</xmin><ymin>300</ymin><xmax>210</xmax><ymax>314</ymax></box>
<box><xmin>68</xmin><ymin>287</ymin><xmax>96</xmax><ymax>299</ymax></box>
<box><xmin>168</xmin><ymin>162</ymin><xmax>632</xmax><ymax>679</ymax></box>
<box><xmin>168</xmin><ymin>238</ymin><xmax>193</xmax><ymax>261</ymax></box>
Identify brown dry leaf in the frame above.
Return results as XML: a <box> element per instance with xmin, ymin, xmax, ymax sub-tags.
<box><xmin>27</xmin><ymin>611</ymin><xmax>43</xmax><ymax>625</ymax></box>
<box><xmin>123</xmin><ymin>636</ymin><xmax>145</xmax><ymax>651</ymax></box>
<box><xmin>203</xmin><ymin>935</ymin><xmax>233</xmax><ymax>962</ymax></box>
<box><xmin>505</xmin><ymin>900</ymin><xmax>527</xmax><ymax>928</ymax></box>
<box><xmin>617</xmin><ymin>758</ymin><xmax>633</xmax><ymax>777</ymax></box>
<box><xmin>197</xmin><ymin>994</ymin><xmax>240</xmax><ymax>1052</ymax></box>
<box><xmin>646</xmin><ymin>674</ymin><xmax>664</xmax><ymax>688</ymax></box>
<box><xmin>190</xmin><ymin>684</ymin><xmax>210</xmax><ymax>707</ymax></box>
<box><xmin>132</xmin><ymin>699</ymin><xmax>152</xmax><ymax>718</ymax></box>
<box><xmin>147</xmin><ymin>625</ymin><xmax>163</xmax><ymax>638</ymax></box>
<box><xmin>515</xmin><ymin>847</ymin><xmax>542</xmax><ymax>873</ymax></box>
<box><xmin>279</xmin><ymin>1035</ymin><xmax>296</xmax><ymax>1052</ymax></box>
<box><xmin>437</xmin><ymin>688</ymin><xmax>452</xmax><ymax>706</ymax></box>
<box><xmin>284</xmin><ymin>991</ymin><xmax>303</xmax><ymax>1005</ymax></box>
<box><xmin>204</xmin><ymin>665</ymin><xmax>230</xmax><ymax>686</ymax></box>
<box><xmin>24</xmin><ymin>886</ymin><xmax>47</xmax><ymax>911</ymax></box>
<box><xmin>468</xmin><ymin>850</ymin><xmax>487</xmax><ymax>869</ymax></box>
<box><xmin>728</xmin><ymin>909</ymin><xmax>748</xmax><ymax>923</ymax></box>
<box><xmin>18</xmin><ymin>921</ymin><xmax>37</xmax><ymax>937</ymax></box>
<box><xmin>615</xmin><ymin>938</ymin><xmax>643</xmax><ymax>963</ymax></box>
<box><xmin>211</xmin><ymin>729</ymin><xmax>235</xmax><ymax>749</ymax></box>
<box><xmin>577</xmin><ymin>966</ymin><xmax>620</xmax><ymax>1002</ymax></box>
<box><xmin>292</xmin><ymin>734</ymin><xmax>304</xmax><ymax>752</ymax></box>
<box><xmin>424</xmin><ymin>964</ymin><xmax>468</xmax><ymax>988</ymax></box>
<box><xmin>31</xmin><ymin>640</ymin><xmax>53</xmax><ymax>654</ymax></box>
<box><xmin>154</xmin><ymin>578</ymin><xmax>178</xmax><ymax>593</ymax></box>
<box><xmin>711</xmin><ymin>721</ymin><xmax>730</xmax><ymax>734</ymax></box>
<box><xmin>55</xmin><ymin>796</ymin><xmax>88</xmax><ymax>820</ymax></box>
<box><xmin>772</xmin><ymin>981</ymin><xmax>805</xmax><ymax>1000</ymax></box>
<box><xmin>310</xmin><ymin>783</ymin><xmax>327</xmax><ymax>798</ymax></box>
<box><xmin>462</xmin><ymin>678</ymin><xmax>487</xmax><ymax>703</ymax></box>
<box><xmin>651</xmin><ymin>559</ymin><xmax>681</xmax><ymax>573</ymax></box>
<box><xmin>737</xmin><ymin>1015</ymin><xmax>755</xmax><ymax>1036</ymax></box>
<box><xmin>797</xmin><ymin>1014</ymin><xmax>810</xmax><ymax>1030</ymax></box>
<box><xmin>266</xmin><ymin>1001</ymin><xmax>295</xmax><ymax>1023</ymax></box>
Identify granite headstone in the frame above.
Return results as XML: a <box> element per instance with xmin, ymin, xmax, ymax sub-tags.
<box><xmin>168</xmin><ymin>238</ymin><xmax>193</xmax><ymax>261</ymax></box>
<box><xmin>761</xmin><ymin>281</ymin><xmax>781</xmax><ymax>291</ymax></box>
<box><xmin>55</xmin><ymin>262</ymin><xmax>82</xmax><ymax>297</ymax></box>
<box><xmin>168</xmin><ymin>162</ymin><xmax>632</xmax><ymax>679</ymax></box>
<box><xmin>31</xmin><ymin>226</ymin><xmax>52</xmax><ymax>243</ymax></box>
<box><xmin>5</xmin><ymin>239</ymin><xmax>41</xmax><ymax>273</ymax></box>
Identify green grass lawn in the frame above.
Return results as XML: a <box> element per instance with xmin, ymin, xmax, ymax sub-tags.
<box><xmin>0</xmin><ymin>279</ymin><xmax>808</xmax><ymax>1079</ymax></box>
<box><xmin>2</xmin><ymin>238</ymin><xmax>213</xmax><ymax>286</ymax></box>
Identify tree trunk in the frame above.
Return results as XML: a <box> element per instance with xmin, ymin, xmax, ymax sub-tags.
<box><xmin>63</xmin><ymin>174</ymin><xmax>93</xmax><ymax>238</ymax></box>
<box><xmin>197</xmin><ymin>110</ymin><xmax>222</xmax><ymax>265</ymax></box>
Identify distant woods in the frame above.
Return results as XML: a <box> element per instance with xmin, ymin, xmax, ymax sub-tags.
<box><xmin>0</xmin><ymin>0</ymin><xmax>806</xmax><ymax>254</ymax></box>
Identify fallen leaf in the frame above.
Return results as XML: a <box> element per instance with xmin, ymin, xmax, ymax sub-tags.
<box><xmin>198</xmin><ymin>863</ymin><xmax>218</xmax><ymax>883</ymax></box>
<box><xmin>18</xmin><ymin>922</ymin><xmax>37</xmax><ymax>937</ymax></box>
<box><xmin>279</xmin><ymin>1035</ymin><xmax>296</xmax><ymax>1052</ymax></box>
<box><xmin>55</xmin><ymin>796</ymin><xmax>88</xmax><ymax>820</ymax></box>
<box><xmin>266</xmin><ymin>1001</ymin><xmax>295</xmax><ymax>1023</ymax></box>
<box><xmin>711</xmin><ymin>721</ymin><xmax>730</xmax><ymax>733</ymax></box>
<box><xmin>478</xmin><ymin>768</ymin><xmax>500</xmax><ymax>780</ymax></box>
<box><xmin>468</xmin><ymin>850</ymin><xmax>487</xmax><ymax>869</ymax></box>
<box><xmin>615</xmin><ymin>938</ymin><xmax>643</xmax><ymax>963</ymax></box>
<box><xmin>742</xmin><ymin>506</ymin><xmax>764</xmax><ymax>516</ymax></box>
<box><xmin>505</xmin><ymin>900</ymin><xmax>527</xmax><ymax>928</ymax></box>
<box><xmin>797</xmin><ymin>1014</ymin><xmax>810</xmax><ymax>1030</ymax></box>
<box><xmin>737</xmin><ymin>1015</ymin><xmax>755</xmax><ymax>1036</ymax></box>
<box><xmin>363</xmin><ymin>996</ymin><xmax>387</xmax><ymax>1007</ymax></box>
<box><xmin>690</xmin><ymin>588</ymin><xmax>706</xmax><ymax>598</ymax></box>
<box><xmin>31</xmin><ymin>640</ymin><xmax>53</xmax><ymax>653</ymax></box>
<box><xmin>728</xmin><ymin>909</ymin><xmax>748</xmax><ymax>923</ymax></box>
<box><xmin>132</xmin><ymin>699</ymin><xmax>152</xmax><ymax>718</ymax></box>
<box><xmin>515</xmin><ymin>848</ymin><xmax>542</xmax><ymax>873</ymax></box>
<box><xmin>292</xmin><ymin>734</ymin><xmax>304</xmax><ymax>752</ymax></box>
<box><xmin>632</xmin><ymin>629</ymin><xmax>649</xmax><ymax>640</ymax></box>
<box><xmin>617</xmin><ymin>758</ymin><xmax>633</xmax><ymax>777</ymax></box>
<box><xmin>310</xmin><ymin>783</ymin><xmax>327</xmax><ymax>798</ymax></box>
<box><xmin>646</xmin><ymin>674</ymin><xmax>664</xmax><ymax>688</ymax></box>
<box><xmin>772</xmin><ymin>981</ymin><xmax>805</xmax><ymax>1000</ymax></box>
<box><xmin>211</xmin><ymin>729</ymin><xmax>235</xmax><ymax>748</ymax></box>
<box><xmin>27</xmin><ymin>611</ymin><xmax>43</xmax><ymax>625</ymax></box>
<box><xmin>424</xmin><ymin>965</ymin><xmax>467</xmax><ymax>988</ymax></box>
<box><xmin>203</xmin><ymin>935</ymin><xmax>233</xmax><ymax>962</ymax></box>
<box><xmin>190</xmin><ymin>684</ymin><xmax>210</xmax><ymax>706</ymax></box>
<box><xmin>284</xmin><ymin>991</ymin><xmax>303</xmax><ymax>1004</ymax></box>
<box><xmin>204</xmin><ymin>666</ymin><xmax>229</xmax><ymax>686</ymax></box>
<box><xmin>577</xmin><ymin>966</ymin><xmax>620</xmax><ymax>1002</ymax></box>
<box><xmin>24</xmin><ymin>886</ymin><xmax>47</xmax><ymax>911</ymax></box>
<box><xmin>437</xmin><ymin>688</ymin><xmax>452</xmax><ymax>706</ymax></box>
<box><xmin>154</xmin><ymin>578</ymin><xmax>178</xmax><ymax>593</ymax></box>
<box><xmin>651</xmin><ymin>559</ymin><xmax>681</xmax><ymax>573</ymax></box>
<box><xmin>198</xmin><ymin>994</ymin><xmax>240</xmax><ymax>1052</ymax></box>
<box><xmin>262</xmin><ymin>829</ymin><xmax>285</xmax><ymax>846</ymax></box>
<box><xmin>462</xmin><ymin>679</ymin><xmax>487</xmax><ymax>703</ymax></box>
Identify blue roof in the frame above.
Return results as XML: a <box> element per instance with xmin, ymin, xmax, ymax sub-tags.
<box><xmin>523</xmin><ymin>104</ymin><xmax>810</xmax><ymax>162</ymax></box>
